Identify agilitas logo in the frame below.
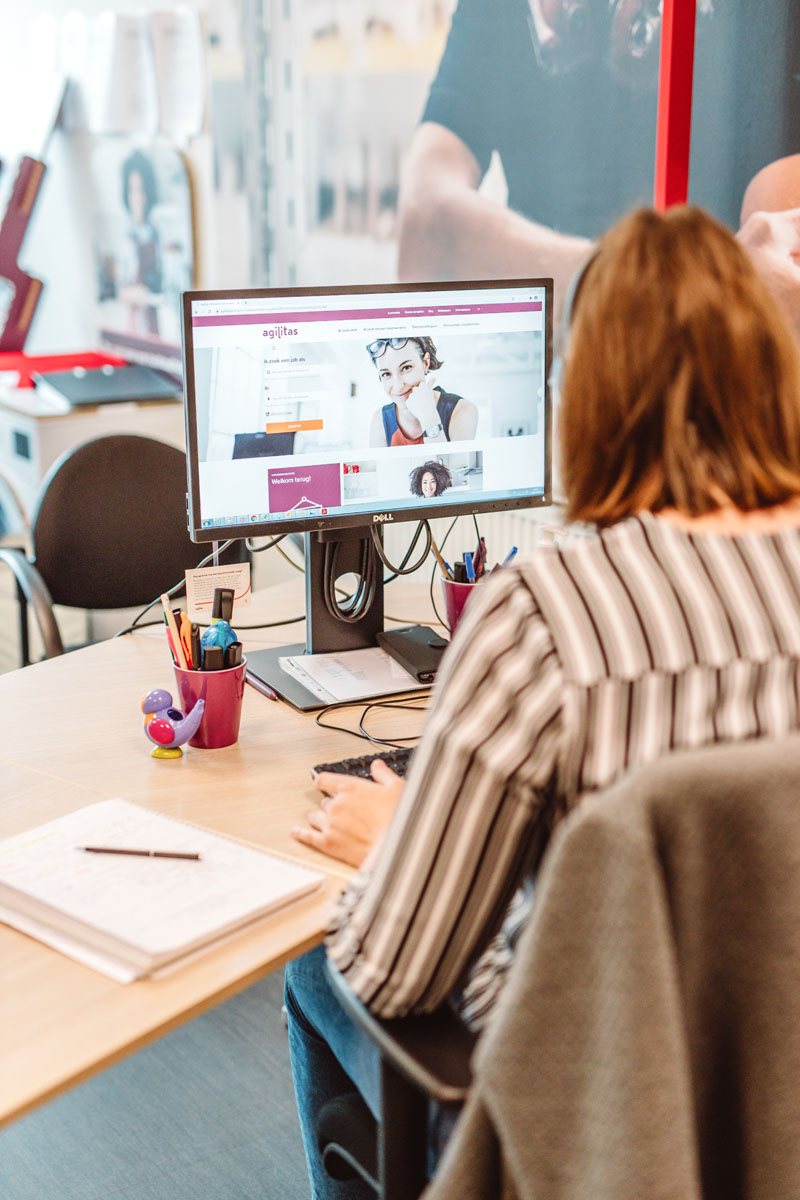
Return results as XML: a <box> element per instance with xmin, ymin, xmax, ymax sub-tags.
<box><xmin>372</xmin><ymin>513</ymin><xmax>394</xmax><ymax>522</ymax></box>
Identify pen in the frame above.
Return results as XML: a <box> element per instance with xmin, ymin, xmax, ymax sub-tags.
<box><xmin>161</xmin><ymin>594</ymin><xmax>188</xmax><ymax>669</ymax></box>
<box><xmin>245</xmin><ymin>670</ymin><xmax>279</xmax><ymax>702</ymax></box>
<box><xmin>78</xmin><ymin>846</ymin><xmax>202</xmax><ymax>861</ymax></box>
<box><xmin>501</xmin><ymin>546</ymin><xmax>518</xmax><ymax>568</ymax></box>
<box><xmin>464</xmin><ymin>551</ymin><xmax>476</xmax><ymax>582</ymax></box>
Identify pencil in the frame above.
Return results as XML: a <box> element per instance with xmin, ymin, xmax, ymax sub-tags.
<box><xmin>78</xmin><ymin>847</ymin><xmax>202</xmax><ymax>860</ymax></box>
<box><xmin>429</xmin><ymin>534</ymin><xmax>454</xmax><ymax>581</ymax></box>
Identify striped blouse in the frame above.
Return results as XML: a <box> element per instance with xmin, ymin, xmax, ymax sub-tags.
<box><xmin>326</xmin><ymin>512</ymin><xmax>800</xmax><ymax>1029</ymax></box>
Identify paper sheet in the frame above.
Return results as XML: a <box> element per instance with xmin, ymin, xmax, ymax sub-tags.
<box><xmin>0</xmin><ymin>800</ymin><xmax>323</xmax><ymax>973</ymax></box>
<box><xmin>278</xmin><ymin>646</ymin><xmax>424</xmax><ymax>703</ymax></box>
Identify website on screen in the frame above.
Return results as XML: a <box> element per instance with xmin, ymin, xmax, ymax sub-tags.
<box><xmin>188</xmin><ymin>286</ymin><xmax>547</xmax><ymax>529</ymax></box>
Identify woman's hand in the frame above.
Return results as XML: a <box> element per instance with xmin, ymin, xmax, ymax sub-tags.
<box><xmin>404</xmin><ymin>374</ymin><xmax>441</xmax><ymax>429</ymax></box>
<box><xmin>291</xmin><ymin>758</ymin><xmax>405</xmax><ymax>867</ymax></box>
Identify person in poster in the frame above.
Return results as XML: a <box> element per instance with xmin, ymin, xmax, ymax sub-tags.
<box><xmin>396</xmin><ymin>0</ymin><xmax>800</xmax><ymax>329</ymax></box>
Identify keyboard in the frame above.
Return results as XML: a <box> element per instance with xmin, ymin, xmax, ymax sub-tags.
<box><xmin>311</xmin><ymin>745</ymin><xmax>416</xmax><ymax>780</ymax></box>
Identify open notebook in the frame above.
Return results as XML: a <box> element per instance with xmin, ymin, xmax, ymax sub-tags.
<box><xmin>0</xmin><ymin>799</ymin><xmax>324</xmax><ymax>982</ymax></box>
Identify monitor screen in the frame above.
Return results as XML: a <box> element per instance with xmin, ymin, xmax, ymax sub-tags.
<box><xmin>181</xmin><ymin>278</ymin><xmax>552</xmax><ymax>543</ymax></box>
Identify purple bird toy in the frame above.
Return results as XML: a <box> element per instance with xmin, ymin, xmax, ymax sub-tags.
<box><xmin>142</xmin><ymin>688</ymin><xmax>205</xmax><ymax>759</ymax></box>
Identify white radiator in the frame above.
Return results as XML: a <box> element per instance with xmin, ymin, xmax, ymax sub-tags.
<box><xmin>383</xmin><ymin>504</ymin><xmax>569</xmax><ymax>568</ymax></box>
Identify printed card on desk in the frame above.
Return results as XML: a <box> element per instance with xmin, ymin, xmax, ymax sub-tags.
<box><xmin>0</xmin><ymin>799</ymin><xmax>323</xmax><ymax>981</ymax></box>
<box><xmin>185</xmin><ymin>562</ymin><xmax>251</xmax><ymax>621</ymax></box>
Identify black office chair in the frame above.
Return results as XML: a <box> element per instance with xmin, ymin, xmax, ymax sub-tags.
<box><xmin>317</xmin><ymin>962</ymin><xmax>476</xmax><ymax>1200</ymax></box>
<box><xmin>0</xmin><ymin>433</ymin><xmax>247</xmax><ymax>667</ymax></box>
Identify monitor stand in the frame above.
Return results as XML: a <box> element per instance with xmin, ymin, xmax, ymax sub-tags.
<box><xmin>245</xmin><ymin>526</ymin><xmax>444</xmax><ymax>711</ymax></box>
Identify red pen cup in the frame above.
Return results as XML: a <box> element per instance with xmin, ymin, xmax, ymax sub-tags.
<box><xmin>173</xmin><ymin>659</ymin><xmax>247</xmax><ymax>750</ymax></box>
<box><xmin>441</xmin><ymin>579</ymin><xmax>478</xmax><ymax>635</ymax></box>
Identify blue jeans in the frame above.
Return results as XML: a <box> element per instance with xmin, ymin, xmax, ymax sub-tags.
<box><xmin>284</xmin><ymin>945</ymin><xmax>381</xmax><ymax>1200</ymax></box>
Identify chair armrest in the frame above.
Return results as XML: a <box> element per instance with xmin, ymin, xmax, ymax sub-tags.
<box><xmin>0</xmin><ymin>548</ymin><xmax>64</xmax><ymax>660</ymax></box>
<box><xmin>326</xmin><ymin>959</ymin><xmax>477</xmax><ymax>1105</ymax></box>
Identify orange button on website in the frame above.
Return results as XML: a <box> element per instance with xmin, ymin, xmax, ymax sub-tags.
<box><xmin>265</xmin><ymin>420</ymin><xmax>323</xmax><ymax>434</ymax></box>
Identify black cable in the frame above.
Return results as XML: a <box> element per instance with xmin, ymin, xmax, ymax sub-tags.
<box><xmin>245</xmin><ymin>533</ymin><xmax>288</xmax><ymax>554</ymax></box>
<box><xmin>429</xmin><ymin>516</ymin><xmax>459</xmax><ymax>631</ymax></box>
<box><xmin>322</xmin><ymin>535</ymin><xmax>378</xmax><ymax>623</ymax></box>
<box><xmin>314</xmin><ymin>692</ymin><xmax>431</xmax><ymax>748</ymax></box>
<box><xmin>382</xmin><ymin>521</ymin><xmax>434</xmax><ymax>584</ymax></box>
<box><xmin>117</xmin><ymin>612</ymin><xmax>307</xmax><ymax>639</ymax></box>
<box><xmin>370</xmin><ymin>521</ymin><xmax>431</xmax><ymax>575</ymax></box>
<box><xmin>113</xmin><ymin>538</ymin><xmax>238</xmax><ymax>638</ymax></box>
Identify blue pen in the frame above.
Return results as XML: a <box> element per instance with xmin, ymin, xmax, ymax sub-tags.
<box><xmin>464</xmin><ymin>551</ymin><xmax>476</xmax><ymax>581</ymax></box>
<box><xmin>501</xmin><ymin>546</ymin><xmax>518</xmax><ymax>568</ymax></box>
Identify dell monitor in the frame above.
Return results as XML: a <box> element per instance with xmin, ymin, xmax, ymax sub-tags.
<box><xmin>181</xmin><ymin>278</ymin><xmax>552</xmax><ymax>705</ymax></box>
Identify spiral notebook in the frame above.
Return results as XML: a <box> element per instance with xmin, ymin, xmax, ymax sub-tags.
<box><xmin>0</xmin><ymin>799</ymin><xmax>324</xmax><ymax>982</ymax></box>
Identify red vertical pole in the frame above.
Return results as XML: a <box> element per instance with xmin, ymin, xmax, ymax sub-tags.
<box><xmin>653</xmin><ymin>0</ymin><xmax>697</xmax><ymax>210</ymax></box>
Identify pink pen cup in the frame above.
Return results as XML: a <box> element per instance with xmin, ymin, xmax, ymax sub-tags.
<box><xmin>441</xmin><ymin>578</ymin><xmax>479</xmax><ymax>636</ymax></box>
<box><xmin>173</xmin><ymin>659</ymin><xmax>247</xmax><ymax>749</ymax></box>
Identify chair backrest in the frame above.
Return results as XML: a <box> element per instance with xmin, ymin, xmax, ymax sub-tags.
<box><xmin>425</xmin><ymin>734</ymin><xmax>800</xmax><ymax>1200</ymax></box>
<box><xmin>30</xmin><ymin>434</ymin><xmax>243</xmax><ymax>609</ymax></box>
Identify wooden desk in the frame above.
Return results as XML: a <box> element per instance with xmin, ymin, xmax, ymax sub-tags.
<box><xmin>0</xmin><ymin>579</ymin><xmax>437</xmax><ymax>1128</ymax></box>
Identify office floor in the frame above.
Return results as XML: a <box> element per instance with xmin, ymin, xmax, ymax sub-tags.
<box><xmin>0</xmin><ymin>973</ymin><xmax>311</xmax><ymax>1200</ymax></box>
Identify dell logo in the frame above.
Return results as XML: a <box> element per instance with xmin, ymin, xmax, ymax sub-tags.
<box><xmin>373</xmin><ymin>513</ymin><xmax>394</xmax><ymax>522</ymax></box>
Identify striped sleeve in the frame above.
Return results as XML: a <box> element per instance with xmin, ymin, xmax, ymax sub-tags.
<box><xmin>325</xmin><ymin>568</ymin><xmax>564</xmax><ymax>1018</ymax></box>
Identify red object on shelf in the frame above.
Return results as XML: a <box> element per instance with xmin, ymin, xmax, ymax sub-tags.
<box><xmin>0</xmin><ymin>350</ymin><xmax>127</xmax><ymax>389</ymax></box>
<box><xmin>654</xmin><ymin>0</ymin><xmax>697</xmax><ymax>211</ymax></box>
<box><xmin>0</xmin><ymin>157</ymin><xmax>47</xmax><ymax>353</ymax></box>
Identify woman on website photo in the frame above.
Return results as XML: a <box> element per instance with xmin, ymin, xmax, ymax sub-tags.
<box><xmin>366</xmin><ymin>335</ymin><xmax>478</xmax><ymax>447</ymax></box>
<box><xmin>408</xmin><ymin>458</ymin><xmax>452</xmax><ymax>497</ymax></box>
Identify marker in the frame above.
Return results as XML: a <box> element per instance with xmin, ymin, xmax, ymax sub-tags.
<box><xmin>178</xmin><ymin>612</ymin><xmax>194</xmax><ymax>668</ymax></box>
<box><xmin>190</xmin><ymin>623</ymin><xmax>202</xmax><ymax>671</ymax></box>
<box><xmin>211</xmin><ymin>588</ymin><xmax>234</xmax><ymax>623</ymax></box>
<box><xmin>161</xmin><ymin>594</ymin><xmax>188</xmax><ymax>669</ymax></box>
<box><xmin>203</xmin><ymin>645</ymin><xmax>224</xmax><ymax>671</ymax></box>
<box><xmin>501</xmin><ymin>546</ymin><xmax>518</xmax><ymax>568</ymax></box>
<box><xmin>464</xmin><ymin>551</ymin><xmax>476</xmax><ymax>582</ymax></box>
<box><xmin>224</xmin><ymin>641</ymin><xmax>243</xmax><ymax>668</ymax></box>
<box><xmin>78</xmin><ymin>847</ymin><xmax>201</xmax><ymax>861</ymax></box>
<box><xmin>472</xmin><ymin>537</ymin><xmax>484</xmax><ymax>578</ymax></box>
